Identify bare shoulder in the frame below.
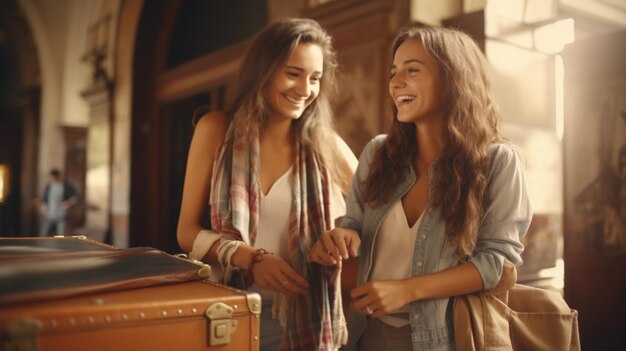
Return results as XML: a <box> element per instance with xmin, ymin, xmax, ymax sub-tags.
<box><xmin>195</xmin><ymin>111</ymin><xmax>230</xmax><ymax>139</ymax></box>
<box><xmin>188</xmin><ymin>111</ymin><xmax>230</xmax><ymax>161</ymax></box>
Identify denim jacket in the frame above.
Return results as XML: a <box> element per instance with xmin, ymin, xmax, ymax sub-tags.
<box><xmin>340</xmin><ymin>135</ymin><xmax>532</xmax><ymax>351</ymax></box>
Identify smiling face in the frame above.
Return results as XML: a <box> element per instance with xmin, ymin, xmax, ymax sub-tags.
<box><xmin>389</xmin><ymin>39</ymin><xmax>445</xmax><ymax>124</ymax></box>
<box><xmin>266</xmin><ymin>43</ymin><xmax>323</xmax><ymax>122</ymax></box>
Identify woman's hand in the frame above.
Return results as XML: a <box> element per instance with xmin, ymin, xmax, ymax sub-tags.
<box><xmin>309</xmin><ymin>228</ymin><xmax>360</xmax><ymax>266</ymax></box>
<box><xmin>350</xmin><ymin>280</ymin><xmax>413</xmax><ymax>318</ymax></box>
<box><xmin>251</xmin><ymin>254</ymin><xmax>309</xmax><ymax>295</ymax></box>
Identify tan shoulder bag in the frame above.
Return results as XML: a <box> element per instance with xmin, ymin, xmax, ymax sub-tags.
<box><xmin>453</xmin><ymin>260</ymin><xmax>580</xmax><ymax>351</ymax></box>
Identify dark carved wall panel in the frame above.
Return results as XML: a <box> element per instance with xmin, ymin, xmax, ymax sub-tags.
<box><xmin>563</xmin><ymin>30</ymin><xmax>626</xmax><ymax>349</ymax></box>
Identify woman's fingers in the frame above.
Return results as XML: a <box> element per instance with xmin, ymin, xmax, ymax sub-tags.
<box><xmin>280</xmin><ymin>265</ymin><xmax>309</xmax><ymax>291</ymax></box>
<box><xmin>346</xmin><ymin>231</ymin><xmax>361</xmax><ymax>257</ymax></box>
<box><xmin>331</xmin><ymin>228</ymin><xmax>361</xmax><ymax>259</ymax></box>
<box><xmin>254</xmin><ymin>255</ymin><xmax>309</xmax><ymax>295</ymax></box>
<box><xmin>309</xmin><ymin>229</ymin><xmax>361</xmax><ymax>265</ymax></box>
<box><xmin>309</xmin><ymin>241</ymin><xmax>333</xmax><ymax>265</ymax></box>
<box><xmin>277</xmin><ymin>278</ymin><xmax>305</xmax><ymax>295</ymax></box>
<box><xmin>349</xmin><ymin>280</ymin><xmax>410</xmax><ymax>317</ymax></box>
<box><xmin>330</xmin><ymin>231</ymin><xmax>350</xmax><ymax>260</ymax></box>
<box><xmin>270</xmin><ymin>273</ymin><xmax>302</xmax><ymax>295</ymax></box>
<box><xmin>325</xmin><ymin>229</ymin><xmax>360</xmax><ymax>261</ymax></box>
<box><xmin>310</xmin><ymin>238</ymin><xmax>339</xmax><ymax>265</ymax></box>
<box><xmin>351</xmin><ymin>293</ymin><xmax>376</xmax><ymax>316</ymax></box>
<box><xmin>321</xmin><ymin>233</ymin><xmax>342</xmax><ymax>263</ymax></box>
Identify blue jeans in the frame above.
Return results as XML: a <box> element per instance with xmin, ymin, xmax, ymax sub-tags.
<box><xmin>39</xmin><ymin>217</ymin><xmax>66</xmax><ymax>236</ymax></box>
<box><xmin>260</xmin><ymin>300</ymin><xmax>283</xmax><ymax>351</ymax></box>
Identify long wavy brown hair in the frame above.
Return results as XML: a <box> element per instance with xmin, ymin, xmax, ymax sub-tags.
<box><xmin>225</xmin><ymin>18</ymin><xmax>342</xmax><ymax>186</ymax></box>
<box><xmin>363</xmin><ymin>25</ymin><xmax>506</xmax><ymax>257</ymax></box>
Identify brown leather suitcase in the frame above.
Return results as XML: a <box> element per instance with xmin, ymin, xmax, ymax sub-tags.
<box><xmin>0</xmin><ymin>237</ymin><xmax>211</xmax><ymax>306</ymax></box>
<box><xmin>0</xmin><ymin>236</ymin><xmax>117</xmax><ymax>259</ymax></box>
<box><xmin>0</xmin><ymin>279</ymin><xmax>261</xmax><ymax>351</ymax></box>
<box><xmin>0</xmin><ymin>236</ymin><xmax>259</xmax><ymax>350</ymax></box>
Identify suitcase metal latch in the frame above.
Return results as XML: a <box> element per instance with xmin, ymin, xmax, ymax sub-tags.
<box><xmin>2</xmin><ymin>317</ymin><xmax>42</xmax><ymax>351</ymax></box>
<box><xmin>205</xmin><ymin>302</ymin><xmax>237</xmax><ymax>346</ymax></box>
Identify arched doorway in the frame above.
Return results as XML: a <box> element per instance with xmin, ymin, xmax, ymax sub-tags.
<box><xmin>129</xmin><ymin>0</ymin><xmax>268</xmax><ymax>253</ymax></box>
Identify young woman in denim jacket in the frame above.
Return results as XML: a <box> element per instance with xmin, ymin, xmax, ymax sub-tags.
<box><xmin>310</xmin><ymin>25</ymin><xmax>532</xmax><ymax>351</ymax></box>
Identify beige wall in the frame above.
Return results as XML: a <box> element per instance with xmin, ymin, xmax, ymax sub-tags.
<box><xmin>411</xmin><ymin>0</ymin><xmax>463</xmax><ymax>25</ymax></box>
<box><xmin>20</xmin><ymin>0</ymin><xmax>69</xmax><ymax>186</ymax></box>
<box><xmin>19</xmin><ymin>0</ymin><xmax>99</xmax><ymax>189</ymax></box>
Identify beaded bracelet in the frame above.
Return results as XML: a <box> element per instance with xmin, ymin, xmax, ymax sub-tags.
<box><xmin>246</xmin><ymin>248</ymin><xmax>269</xmax><ymax>285</ymax></box>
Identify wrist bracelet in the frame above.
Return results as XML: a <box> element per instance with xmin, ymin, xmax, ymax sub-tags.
<box><xmin>246</xmin><ymin>249</ymin><xmax>269</xmax><ymax>285</ymax></box>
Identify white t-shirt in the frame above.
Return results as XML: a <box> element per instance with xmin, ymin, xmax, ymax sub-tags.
<box><xmin>46</xmin><ymin>183</ymin><xmax>65</xmax><ymax>220</ymax></box>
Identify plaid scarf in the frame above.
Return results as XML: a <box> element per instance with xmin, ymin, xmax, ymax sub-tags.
<box><xmin>210</xmin><ymin>124</ymin><xmax>347</xmax><ymax>350</ymax></box>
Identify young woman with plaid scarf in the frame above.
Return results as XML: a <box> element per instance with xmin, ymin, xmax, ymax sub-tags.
<box><xmin>177</xmin><ymin>18</ymin><xmax>357</xmax><ymax>351</ymax></box>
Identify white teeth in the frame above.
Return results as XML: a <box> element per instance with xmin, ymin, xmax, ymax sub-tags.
<box><xmin>397</xmin><ymin>95</ymin><xmax>416</xmax><ymax>103</ymax></box>
<box><xmin>284</xmin><ymin>95</ymin><xmax>304</xmax><ymax>104</ymax></box>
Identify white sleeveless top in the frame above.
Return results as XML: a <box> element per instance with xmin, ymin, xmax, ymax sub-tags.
<box><xmin>252</xmin><ymin>166</ymin><xmax>347</xmax><ymax>298</ymax></box>
<box><xmin>255</xmin><ymin>167</ymin><xmax>294</xmax><ymax>259</ymax></box>
<box><xmin>370</xmin><ymin>199</ymin><xmax>423</xmax><ymax>327</ymax></box>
